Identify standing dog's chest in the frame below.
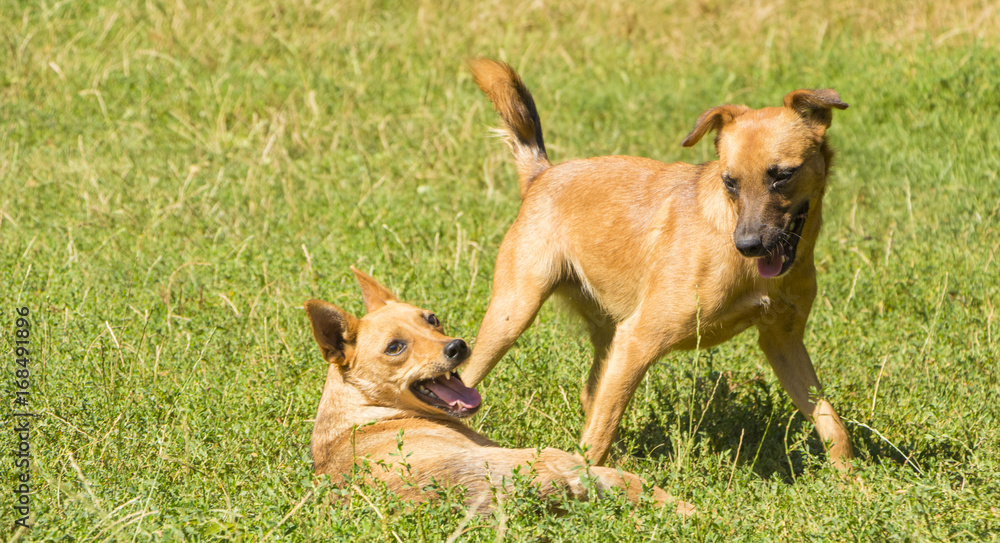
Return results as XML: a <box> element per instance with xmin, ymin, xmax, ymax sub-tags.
<box><xmin>670</xmin><ymin>288</ymin><xmax>797</xmax><ymax>351</ymax></box>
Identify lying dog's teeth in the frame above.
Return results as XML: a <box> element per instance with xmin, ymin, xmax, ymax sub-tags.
<box><xmin>416</xmin><ymin>383</ymin><xmax>440</xmax><ymax>400</ymax></box>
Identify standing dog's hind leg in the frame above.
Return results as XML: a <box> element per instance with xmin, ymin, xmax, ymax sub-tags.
<box><xmin>581</xmin><ymin>318</ymin><xmax>616</xmax><ymax>418</ymax></box>
<box><xmin>578</xmin><ymin>312</ymin><xmax>669</xmax><ymax>465</ymax></box>
<box><xmin>463</xmin><ymin>239</ymin><xmax>555</xmax><ymax>386</ymax></box>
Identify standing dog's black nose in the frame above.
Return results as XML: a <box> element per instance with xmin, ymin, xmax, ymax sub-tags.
<box><xmin>444</xmin><ymin>339</ymin><xmax>470</xmax><ymax>361</ymax></box>
<box><xmin>735</xmin><ymin>235</ymin><xmax>766</xmax><ymax>257</ymax></box>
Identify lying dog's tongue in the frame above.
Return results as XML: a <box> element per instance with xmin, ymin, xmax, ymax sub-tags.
<box><xmin>425</xmin><ymin>374</ymin><xmax>482</xmax><ymax>410</ymax></box>
<box><xmin>757</xmin><ymin>246</ymin><xmax>784</xmax><ymax>278</ymax></box>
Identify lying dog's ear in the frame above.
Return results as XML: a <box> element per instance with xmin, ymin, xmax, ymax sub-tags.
<box><xmin>304</xmin><ymin>299</ymin><xmax>358</xmax><ymax>365</ymax></box>
<box><xmin>681</xmin><ymin>105</ymin><xmax>750</xmax><ymax>148</ymax></box>
<box><xmin>783</xmin><ymin>89</ymin><xmax>848</xmax><ymax>128</ymax></box>
<box><xmin>351</xmin><ymin>266</ymin><xmax>400</xmax><ymax>313</ymax></box>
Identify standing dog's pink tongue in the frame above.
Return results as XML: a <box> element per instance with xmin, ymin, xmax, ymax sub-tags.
<box><xmin>757</xmin><ymin>246</ymin><xmax>784</xmax><ymax>278</ymax></box>
<box><xmin>425</xmin><ymin>374</ymin><xmax>482</xmax><ymax>409</ymax></box>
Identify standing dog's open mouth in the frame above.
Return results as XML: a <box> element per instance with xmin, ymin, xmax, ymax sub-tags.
<box><xmin>412</xmin><ymin>371</ymin><xmax>482</xmax><ymax>417</ymax></box>
<box><xmin>757</xmin><ymin>200</ymin><xmax>810</xmax><ymax>278</ymax></box>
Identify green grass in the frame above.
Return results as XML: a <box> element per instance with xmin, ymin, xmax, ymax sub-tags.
<box><xmin>2</xmin><ymin>0</ymin><xmax>999</xmax><ymax>540</ymax></box>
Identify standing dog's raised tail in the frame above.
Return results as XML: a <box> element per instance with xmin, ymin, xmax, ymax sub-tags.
<box><xmin>468</xmin><ymin>58</ymin><xmax>551</xmax><ymax>198</ymax></box>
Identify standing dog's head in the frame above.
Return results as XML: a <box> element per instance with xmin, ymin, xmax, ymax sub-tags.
<box><xmin>682</xmin><ymin>90</ymin><xmax>848</xmax><ymax>278</ymax></box>
<box><xmin>305</xmin><ymin>267</ymin><xmax>481</xmax><ymax>418</ymax></box>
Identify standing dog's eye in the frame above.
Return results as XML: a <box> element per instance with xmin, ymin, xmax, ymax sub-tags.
<box><xmin>384</xmin><ymin>340</ymin><xmax>407</xmax><ymax>356</ymax></box>
<box><xmin>722</xmin><ymin>173</ymin><xmax>738</xmax><ymax>194</ymax></box>
<box><xmin>770</xmin><ymin>167</ymin><xmax>799</xmax><ymax>190</ymax></box>
<box><xmin>425</xmin><ymin>314</ymin><xmax>440</xmax><ymax>327</ymax></box>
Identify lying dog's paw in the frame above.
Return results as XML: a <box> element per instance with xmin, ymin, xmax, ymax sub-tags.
<box><xmin>674</xmin><ymin>499</ymin><xmax>696</xmax><ymax>517</ymax></box>
<box><xmin>651</xmin><ymin>487</ymin><xmax>696</xmax><ymax>516</ymax></box>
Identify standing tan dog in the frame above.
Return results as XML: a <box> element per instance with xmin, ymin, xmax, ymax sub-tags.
<box><xmin>306</xmin><ymin>267</ymin><xmax>689</xmax><ymax>512</ymax></box>
<box><xmin>463</xmin><ymin>59</ymin><xmax>854</xmax><ymax>469</ymax></box>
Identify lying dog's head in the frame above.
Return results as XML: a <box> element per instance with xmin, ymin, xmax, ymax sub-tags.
<box><xmin>305</xmin><ymin>267</ymin><xmax>481</xmax><ymax>418</ymax></box>
<box><xmin>682</xmin><ymin>89</ymin><xmax>848</xmax><ymax>278</ymax></box>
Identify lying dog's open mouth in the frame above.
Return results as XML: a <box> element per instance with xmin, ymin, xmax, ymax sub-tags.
<box><xmin>757</xmin><ymin>201</ymin><xmax>809</xmax><ymax>278</ymax></box>
<box><xmin>412</xmin><ymin>371</ymin><xmax>482</xmax><ymax>417</ymax></box>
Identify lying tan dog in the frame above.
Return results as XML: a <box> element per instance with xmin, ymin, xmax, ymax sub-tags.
<box><xmin>306</xmin><ymin>267</ymin><xmax>688</xmax><ymax>512</ymax></box>
<box><xmin>463</xmin><ymin>59</ymin><xmax>854</xmax><ymax>469</ymax></box>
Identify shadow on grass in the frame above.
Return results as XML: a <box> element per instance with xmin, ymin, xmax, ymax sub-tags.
<box><xmin>618</xmin><ymin>367</ymin><xmax>936</xmax><ymax>481</ymax></box>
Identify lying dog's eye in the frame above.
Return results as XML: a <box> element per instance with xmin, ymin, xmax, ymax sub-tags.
<box><xmin>721</xmin><ymin>173</ymin><xmax>738</xmax><ymax>194</ymax></box>
<box><xmin>426</xmin><ymin>313</ymin><xmax>440</xmax><ymax>327</ymax></box>
<box><xmin>384</xmin><ymin>340</ymin><xmax>407</xmax><ymax>356</ymax></box>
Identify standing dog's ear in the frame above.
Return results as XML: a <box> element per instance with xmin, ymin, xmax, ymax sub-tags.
<box><xmin>783</xmin><ymin>89</ymin><xmax>848</xmax><ymax>128</ymax></box>
<box><xmin>351</xmin><ymin>266</ymin><xmax>400</xmax><ymax>312</ymax></box>
<box><xmin>304</xmin><ymin>299</ymin><xmax>359</xmax><ymax>365</ymax></box>
<box><xmin>681</xmin><ymin>105</ymin><xmax>751</xmax><ymax>148</ymax></box>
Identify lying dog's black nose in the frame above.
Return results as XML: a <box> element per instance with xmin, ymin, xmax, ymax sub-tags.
<box><xmin>735</xmin><ymin>235</ymin><xmax>766</xmax><ymax>257</ymax></box>
<box><xmin>444</xmin><ymin>339</ymin><xmax>470</xmax><ymax>362</ymax></box>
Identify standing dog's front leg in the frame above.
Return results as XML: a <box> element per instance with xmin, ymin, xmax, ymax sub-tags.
<box><xmin>757</xmin><ymin>312</ymin><xmax>854</xmax><ymax>470</ymax></box>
